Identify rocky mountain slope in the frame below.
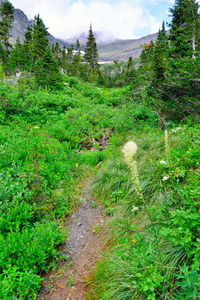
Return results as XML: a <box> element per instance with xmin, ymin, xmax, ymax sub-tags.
<box><xmin>65</xmin><ymin>32</ymin><xmax>158</xmax><ymax>61</ymax></box>
<box><xmin>97</xmin><ymin>33</ymin><xmax>158</xmax><ymax>61</ymax></box>
<box><xmin>0</xmin><ymin>0</ymin><xmax>158</xmax><ymax>62</ymax></box>
<box><xmin>0</xmin><ymin>0</ymin><xmax>66</xmax><ymax>47</ymax></box>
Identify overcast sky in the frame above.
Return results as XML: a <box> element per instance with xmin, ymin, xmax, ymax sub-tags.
<box><xmin>10</xmin><ymin>0</ymin><xmax>175</xmax><ymax>40</ymax></box>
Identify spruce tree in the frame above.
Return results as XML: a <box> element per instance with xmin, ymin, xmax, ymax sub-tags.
<box><xmin>84</xmin><ymin>24</ymin><xmax>99</xmax><ymax>68</ymax></box>
<box><xmin>126</xmin><ymin>56</ymin><xmax>135</xmax><ymax>83</ymax></box>
<box><xmin>24</xmin><ymin>25</ymin><xmax>33</xmax><ymax>63</ymax></box>
<box><xmin>0</xmin><ymin>0</ymin><xmax>14</xmax><ymax>52</ymax></box>
<box><xmin>32</xmin><ymin>14</ymin><xmax>49</xmax><ymax>61</ymax></box>
<box><xmin>0</xmin><ymin>42</ymin><xmax>6</xmax><ymax>69</ymax></box>
<box><xmin>140</xmin><ymin>40</ymin><xmax>155</xmax><ymax>66</ymax></box>
<box><xmin>152</xmin><ymin>22</ymin><xmax>169</xmax><ymax>82</ymax></box>
<box><xmin>72</xmin><ymin>39</ymin><xmax>82</xmax><ymax>75</ymax></box>
<box><xmin>9</xmin><ymin>37</ymin><xmax>25</xmax><ymax>71</ymax></box>
<box><xmin>67</xmin><ymin>45</ymin><xmax>74</xmax><ymax>63</ymax></box>
<box><xmin>153</xmin><ymin>43</ymin><xmax>167</xmax><ymax>82</ymax></box>
<box><xmin>157</xmin><ymin>21</ymin><xmax>169</xmax><ymax>52</ymax></box>
<box><xmin>34</xmin><ymin>46</ymin><xmax>63</xmax><ymax>90</ymax></box>
<box><xmin>169</xmin><ymin>0</ymin><xmax>199</xmax><ymax>58</ymax></box>
<box><xmin>61</xmin><ymin>45</ymin><xmax>67</xmax><ymax>68</ymax></box>
<box><xmin>54</xmin><ymin>42</ymin><xmax>61</xmax><ymax>62</ymax></box>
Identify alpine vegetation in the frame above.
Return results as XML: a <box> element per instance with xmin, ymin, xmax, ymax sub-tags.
<box><xmin>0</xmin><ymin>0</ymin><xmax>199</xmax><ymax>299</ymax></box>
<box><xmin>122</xmin><ymin>141</ymin><xmax>143</xmax><ymax>201</ymax></box>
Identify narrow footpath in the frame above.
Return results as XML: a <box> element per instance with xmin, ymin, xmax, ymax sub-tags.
<box><xmin>38</xmin><ymin>181</ymin><xmax>108</xmax><ymax>300</ymax></box>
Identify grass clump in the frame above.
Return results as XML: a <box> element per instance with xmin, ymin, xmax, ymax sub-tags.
<box><xmin>86</xmin><ymin>123</ymin><xmax>200</xmax><ymax>299</ymax></box>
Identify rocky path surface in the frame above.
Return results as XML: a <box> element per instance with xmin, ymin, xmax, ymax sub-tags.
<box><xmin>37</xmin><ymin>181</ymin><xmax>107</xmax><ymax>300</ymax></box>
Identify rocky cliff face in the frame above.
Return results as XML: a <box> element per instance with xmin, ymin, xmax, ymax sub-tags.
<box><xmin>0</xmin><ymin>0</ymin><xmax>66</xmax><ymax>47</ymax></box>
<box><xmin>0</xmin><ymin>0</ymin><xmax>31</xmax><ymax>43</ymax></box>
<box><xmin>10</xmin><ymin>8</ymin><xmax>30</xmax><ymax>43</ymax></box>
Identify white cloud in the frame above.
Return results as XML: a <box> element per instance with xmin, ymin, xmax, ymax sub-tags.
<box><xmin>11</xmin><ymin>0</ymin><xmax>171</xmax><ymax>39</ymax></box>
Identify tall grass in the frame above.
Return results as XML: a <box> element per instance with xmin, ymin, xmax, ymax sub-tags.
<box><xmin>87</xmin><ymin>123</ymin><xmax>200</xmax><ymax>299</ymax></box>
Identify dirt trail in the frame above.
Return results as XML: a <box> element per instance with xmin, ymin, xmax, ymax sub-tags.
<box><xmin>37</xmin><ymin>181</ymin><xmax>107</xmax><ymax>300</ymax></box>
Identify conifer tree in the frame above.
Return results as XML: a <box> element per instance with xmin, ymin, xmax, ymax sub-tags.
<box><xmin>76</xmin><ymin>39</ymin><xmax>81</xmax><ymax>52</ymax></box>
<box><xmin>9</xmin><ymin>37</ymin><xmax>25</xmax><ymax>70</ymax></box>
<box><xmin>61</xmin><ymin>45</ymin><xmax>67</xmax><ymax>68</ymax></box>
<box><xmin>73</xmin><ymin>39</ymin><xmax>82</xmax><ymax>75</ymax></box>
<box><xmin>140</xmin><ymin>40</ymin><xmax>155</xmax><ymax>66</ymax></box>
<box><xmin>67</xmin><ymin>44</ymin><xmax>74</xmax><ymax>64</ymax></box>
<box><xmin>32</xmin><ymin>14</ymin><xmax>49</xmax><ymax>61</ymax></box>
<box><xmin>51</xmin><ymin>42</ymin><xmax>62</xmax><ymax>66</ymax></box>
<box><xmin>157</xmin><ymin>21</ymin><xmax>169</xmax><ymax>52</ymax></box>
<box><xmin>0</xmin><ymin>42</ymin><xmax>6</xmax><ymax>70</ymax></box>
<box><xmin>84</xmin><ymin>24</ymin><xmax>99</xmax><ymax>68</ymax></box>
<box><xmin>169</xmin><ymin>0</ymin><xmax>199</xmax><ymax>58</ymax></box>
<box><xmin>34</xmin><ymin>46</ymin><xmax>63</xmax><ymax>90</ymax></box>
<box><xmin>0</xmin><ymin>0</ymin><xmax>14</xmax><ymax>52</ymax></box>
<box><xmin>126</xmin><ymin>56</ymin><xmax>135</xmax><ymax>83</ymax></box>
<box><xmin>24</xmin><ymin>25</ymin><xmax>33</xmax><ymax>63</ymax></box>
<box><xmin>153</xmin><ymin>43</ymin><xmax>167</xmax><ymax>82</ymax></box>
<box><xmin>152</xmin><ymin>22</ymin><xmax>169</xmax><ymax>82</ymax></box>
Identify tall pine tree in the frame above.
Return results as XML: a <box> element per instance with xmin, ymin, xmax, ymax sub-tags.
<box><xmin>152</xmin><ymin>22</ymin><xmax>169</xmax><ymax>82</ymax></box>
<box><xmin>24</xmin><ymin>25</ymin><xmax>33</xmax><ymax>64</ymax></box>
<box><xmin>32</xmin><ymin>15</ymin><xmax>49</xmax><ymax>61</ymax></box>
<box><xmin>84</xmin><ymin>25</ymin><xmax>99</xmax><ymax>68</ymax></box>
<box><xmin>9</xmin><ymin>37</ymin><xmax>25</xmax><ymax>71</ymax></box>
<box><xmin>0</xmin><ymin>0</ymin><xmax>14</xmax><ymax>52</ymax></box>
<box><xmin>34</xmin><ymin>46</ymin><xmax>63</xmax><ymax>90</ymax></box>
<box><xmin>169</xmin><ymin>0</ymin><xmax>199</xmax><ymax>58</ymax></box>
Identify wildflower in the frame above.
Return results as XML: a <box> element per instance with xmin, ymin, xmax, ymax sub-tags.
<box><xmin>122</xmin><ymin>141</ymin><xmax>137</xmax><ymax>165</ymax></box>
<box><xmin>160</xmin><ymin>160</ymin><xmax>167</xmax><ymax>165</ymax></box>
<box><xmin>132</xmin><ymin>239</ymin><xmax>136</xmax><ymax>243</ymax></box>
<box><xmin>132</xmin><ymin>205</ymin><xmax>139</xmax><ymax>212</ymax></box>
<box><xmin>34</xmin><ymin>126</ymin><xmax>39</xmax><ymax>129</ymax></box>
<box><xmin>122</xmin><ymin>142</ymin><xmax>143</xmax><ymax>200</ymax></box>
<box><xmin>172</xmin><ymin>127</ymin><xmax>182</xmax><ymax>133</ymax></box>
<box><xmin>162</xmin><ymin>176</ymin><xmax>170</xmax><ymax>181</ymax></box>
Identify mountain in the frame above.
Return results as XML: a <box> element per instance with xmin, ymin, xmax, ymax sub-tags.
<box><xmin>64</xmin><ymin>32</ymin><xmax>158</xmax><ymax>62</ymax></box>
<box><xmin>98</xmin><ymin>33</ymin><xmax>158</xmax><ymax>62</ymax></box>
<box><xmin>0</xmin><ymin>0</ymin><xmax>67</xmax><ymax>48</ymax></box>
<box><xmin>0</xmin><ymin>0</ymin><xmax>158</xmax><ymax>62</ymax></box>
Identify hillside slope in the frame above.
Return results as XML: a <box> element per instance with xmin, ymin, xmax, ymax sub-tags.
<box><xmin>0</xmin><ymin>0</ymin><xmax>158</xmax><ymax>61</ymax></box>
<box><xmin>97</xmin><ymin>33</ymin><xmax>158</xmax><ymax>61</ymax></box>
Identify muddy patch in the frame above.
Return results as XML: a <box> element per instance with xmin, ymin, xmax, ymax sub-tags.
<box><xmin>37</xmin><ymin>184</ymin><xmax>107</xmax><ymax>300</ymax></box>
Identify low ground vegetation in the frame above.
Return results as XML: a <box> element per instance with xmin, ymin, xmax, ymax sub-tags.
<box><xmin>0</xmin><ymin>71</ymin><xmax>199</xmax><ymax>299</ymax></box>
<box><xmin>0</xmin><ymin>73</ymin><xmax>154</xmax><ymax>298</ymax></box>
<box><xmin>0</xmin><ymin>0</ymin><xmax>200</xmax><ymax>298</ymax></box>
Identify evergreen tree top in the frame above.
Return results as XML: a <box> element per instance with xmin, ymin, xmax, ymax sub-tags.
<box><xmin>84</xmin><ymin>24</ymin><xmax>99</xmax><ymax>68</ymax></box>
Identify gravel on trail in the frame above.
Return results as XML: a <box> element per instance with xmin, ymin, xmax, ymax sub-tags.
<box><xmin>37</xmin><ymin>183</ymin><xmax>108</xmax><ymax>300</ymax></box>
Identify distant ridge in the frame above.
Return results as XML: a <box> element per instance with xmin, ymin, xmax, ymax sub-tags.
<box><xmin>63</xmin><ymin>32</ymin><xmax>158</xmax><ymax>61</ymax></box>
<box><xmin>0</xmin><ymin>0</ymin><xmax>158</xmax><ymax>62</ymax></box>
<box><xmin>98</xmin><ymin>33</ymin><xmax>158</xmax><ymax>61</ymax></box>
